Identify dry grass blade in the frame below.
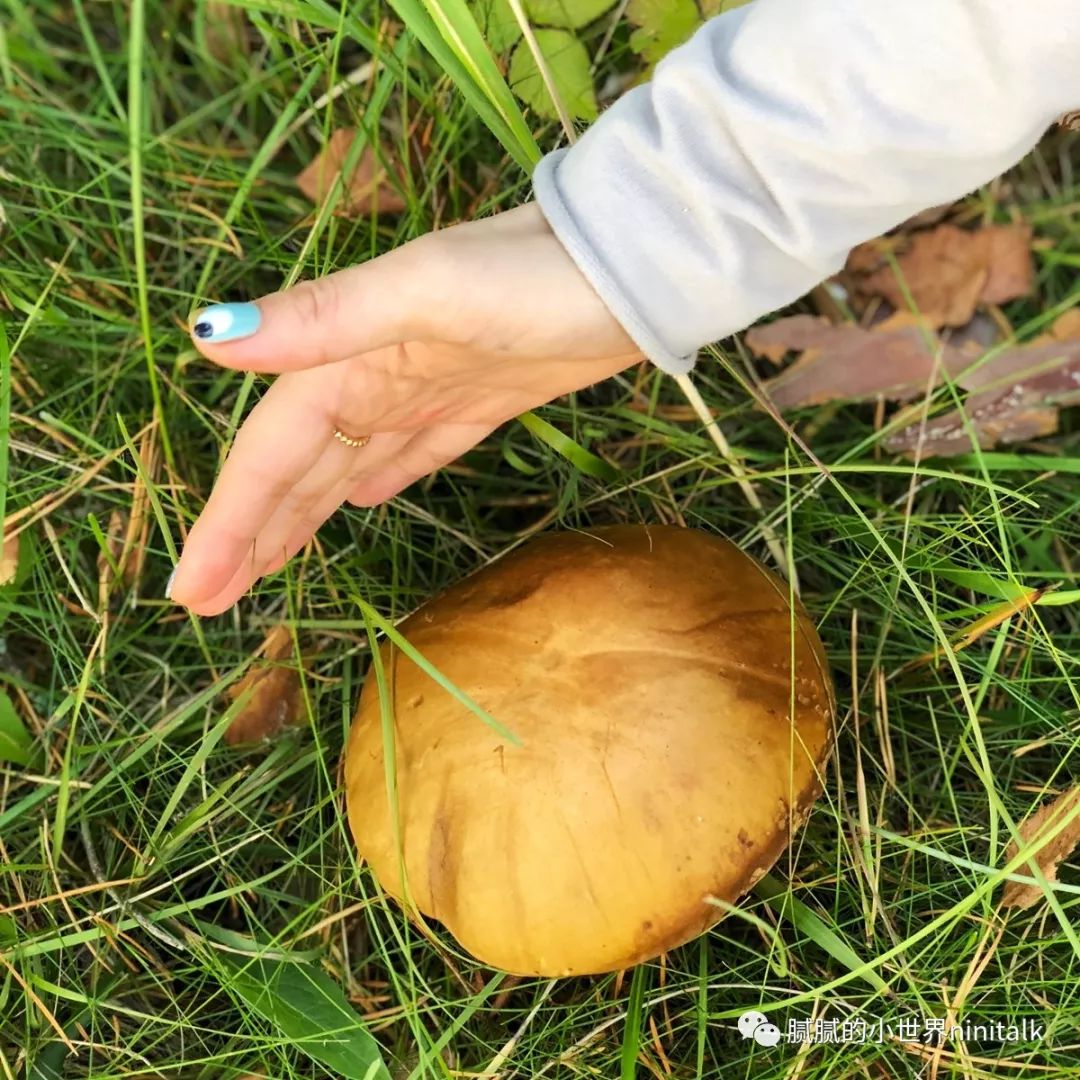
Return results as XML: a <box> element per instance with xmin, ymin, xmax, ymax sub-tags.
<box><xmin>0</xmin><ymin>531</ymin><xmax>18</xmax><ymax>586</ymax></box>
<box><xmin>203</xmin><ymin>1</ymin><xmax>251</xmax><ymax>63</ymax></box>
<box><xmin>898</xmin><ymin>586</ymin><xmax>1048</xmax><ymax>674</ymax></box>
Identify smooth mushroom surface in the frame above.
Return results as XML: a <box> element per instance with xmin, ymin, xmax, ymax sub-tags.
<box><xmin>345</xmin><ymin>525</ymin><xmax>834</xmax><ymax>976</ymax></box>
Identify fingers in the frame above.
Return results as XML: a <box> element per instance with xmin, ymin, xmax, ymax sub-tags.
<box><xmin>167</xmin><ymin>364</ymin><xmax>359</xmax><ymax>614</ymax></box>
<box><xmin>170</xmin><ymin>421</ymin><xmax>492</xmax><ymax>617</ymax></box>
<box><xmin>347</xmin><ymin>422</ymin><xmax>493</xmax><ymax>507</ymax></box>
<box><xmin>173</xmin><ymin>430</ymin><xmax>411</xmax><ymax>617</ymax></box>
<box><xmin>189</xmin><ymin>239</ymin><xmax>439</xmax><ymax>374</ymax></box>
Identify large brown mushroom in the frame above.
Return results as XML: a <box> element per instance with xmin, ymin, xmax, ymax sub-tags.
<box><xmin>345</xmin><ymin>525</ymin><xmax>834</xmax><ymax>976</ymax></box>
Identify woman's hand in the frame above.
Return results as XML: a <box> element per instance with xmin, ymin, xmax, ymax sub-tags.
<box><xmin>168</xmin><ymin>203</ymin><xmax>641</xmax><ymax>616</ymax></box>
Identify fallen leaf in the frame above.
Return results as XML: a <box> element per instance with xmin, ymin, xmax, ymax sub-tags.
<box><xmin>296</xmin><ymin>129</ymin><xmax>407</xmax><ymax>218</ymax></box>
<box><xmin>845</xmin><ymin>223</ymin><xmax>1033</xmax><ymax>327</ymax></box>
<box><xmin>225</xmin><ymin>625</ymin><xmax>305</xmax><ymax>745</ymax></box>
<box><xmin>1036</xmin><ymin>307</ymin><xmax>1080</xmax><ymax>344</ymax></box>
<box><xmin>1002</xmin><ymin>788</ymin><xmax>1080</xmax><ymax>910</ymax></box>
<box><xmin>981</xmin><ymin>226</ymin><xmax>1035</xmax><ymax>306</ymax></box>
<box><xmin>256</xmin><ymin>624</ymin><xmax>293</xmax><ymax>663</ymax></box>
<box><xmin>0</xmin><ymin>532</ymin><xmax>18</xmax><ymax>587</ymax></box>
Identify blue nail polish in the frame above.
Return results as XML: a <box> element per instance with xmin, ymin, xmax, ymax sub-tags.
<box><xmin>191</xmin><ymin>302</ymin><xmax>261</xmax><ymax>343</ymax></box>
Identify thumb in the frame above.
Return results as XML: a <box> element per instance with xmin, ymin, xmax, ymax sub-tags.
<box><xmin>188</xmin><ymin>240</ymin><xmax>436</xmax><ymax>372</ymax></box>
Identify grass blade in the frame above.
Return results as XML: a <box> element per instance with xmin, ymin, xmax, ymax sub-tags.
<box><xmin>385</xmin><ymin>0</ymin><xmax>540</xmax><ymax>170</ymax></box>
<box><xmin>354</xmin><ymin>596</ymin><xmax>522</xmax><ymax>746</ymax></box>
<box><xmin>518</xmin><ymin>410</ymin><xmax>620</xmax><ymax>480</ymax></box>
<box><xmin>754</xmin><ymin>874</ymin><xmax>890</xmax><ymax>995</ymax></box>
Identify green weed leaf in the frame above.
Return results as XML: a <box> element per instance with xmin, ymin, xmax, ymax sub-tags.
<box><xmin>509</xmin><ymin>29</ymin><xmax>597</xmax><ymax>121</ymax></box>
<box><xmin>524</xmin><ymin>0</ymin><xmax>617</xmax><ymax>30</ymax></box>
<box><xmin>472</xmin><ymin>0</ymin><xmax>522</xmax><ymax>51</ymax></box>
<box><xmin>0</xmin><ymin>692</ymin><xmax>33</xmax><ymax>767</ymax></box>
<box><xmin>219</xmin><ymin>952</ymin><xmax>391</xmax><ymax>1080</ymax></box>
<box><xmin>628</xmin><ymin>0</ymin><xmax>701</xmax><ymax>65</ymax></box>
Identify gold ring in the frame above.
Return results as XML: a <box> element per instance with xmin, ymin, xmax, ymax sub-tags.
<box><xmin>333</xmin><ymin>429</ymin><xmax>372</xmax><ymax>449</ymax></box>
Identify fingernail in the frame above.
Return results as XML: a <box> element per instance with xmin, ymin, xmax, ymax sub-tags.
<box><xmin>190</xmin><ymin>302</ymin><xmax>261</xmax><ymax>343</ymax></box>
<box><xmin>165</xmin><ymin>567</ymin><xmax>178</xmax><ymax>600</ymax></box>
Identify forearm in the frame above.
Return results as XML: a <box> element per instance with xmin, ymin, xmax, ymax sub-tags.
<box><xmin>534</xmin><ymin>0</ymin><xmax>1080</xmax><ymax>373</ymax></box>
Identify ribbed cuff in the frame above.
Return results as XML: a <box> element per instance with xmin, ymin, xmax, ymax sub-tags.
<box><xmin>532</xmin><ymin>149</ymin><xmax>698</xmax><ymax>376</ymax></box>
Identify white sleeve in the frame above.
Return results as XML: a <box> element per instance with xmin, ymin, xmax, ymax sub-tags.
<box><xmin>533</xmin><ymin>0</ymin><xmax>1080</xmax><ymax>373</ymax></box>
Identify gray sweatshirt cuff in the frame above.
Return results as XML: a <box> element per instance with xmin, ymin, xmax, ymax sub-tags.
<box><xmin>532</xmin><ymin>148</ymin><xmax>697</xmax><ymax>375</ymax></box>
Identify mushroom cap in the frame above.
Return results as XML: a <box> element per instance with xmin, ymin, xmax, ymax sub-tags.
<box><xmin>345</xmin><ymin>526</ymin><xmax>834</xmax><ymax>976</ymax></box>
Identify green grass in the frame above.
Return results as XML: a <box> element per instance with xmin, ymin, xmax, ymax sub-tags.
<box><xmin>3</xmin><ymin>1</ymin><xmax>1080</xmax><ymax>1077</ymax></box>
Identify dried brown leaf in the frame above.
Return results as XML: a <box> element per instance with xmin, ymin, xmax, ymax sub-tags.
<box><xmin>296</xmin><ymin>128</ymin><xmax>407</xmax><ymax>218</ymax></box>
<box><xmin>1002</xmin><ymin>788</ymin><xmax>1080</xmax><ymax>910</ymax></box>
<box><xmin>981</xmin><ymin>225</ymin><xmax>1035</xmax><ymax>305</ymax></box>
<box><xmin>224</xmin><ymin>625</ymin><xmax>305</xmax><ymax>745</ymax></box>
<box><xmin>1047</xmin><ymin>308</ymin><xmax>1080</xmax><ymax>342</ymax></box>
<box><xmin>257</xmin><ymin>623</ymin><xmax>293</xmax><ymax>662</ymax></box>
<box><xmin>846</xmin><ymin>223</ymin><xmax>1033</xmax><ymax>328</ymax></box>
<box><xmin>745</xmin><ymin>314</ymin><xmax>833</xmax><ymax>364</ymax></box>
<box><xmin>0</xmin><ymin>531</ymin><xmax>18</xmax><ymax>586</ymax></box>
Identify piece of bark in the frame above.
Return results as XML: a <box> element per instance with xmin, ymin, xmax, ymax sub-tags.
<box><xmin>885</xmin><ymin>393</ymin><xmax>1059</xmax><ymax>457</ymax></box>
<box><xmin>752</xmin><ymin>315</ymin><xmax>969</xmax><ymax>409</ymax></box>
<box><xmin>886</xmin><ymin>331</ymin><xmax>1080</xmax><ymax>456</ymax></box>
<box><xmin>1002</xmin><ymin>788</ymin><xmax>1080</xmax><ymax>911</ymax></box>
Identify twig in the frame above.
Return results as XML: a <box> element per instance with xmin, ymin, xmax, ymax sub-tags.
<box><xmin>80</xmin><ymin>819</ymin><xmax>189</xmax><ymax>953</ymax></box>
<box><xmin>674</xmin><ymin>372</ymin><xmax>794</xmax><ymax>583</ymax></box>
